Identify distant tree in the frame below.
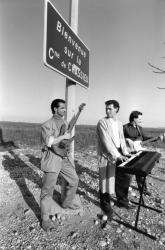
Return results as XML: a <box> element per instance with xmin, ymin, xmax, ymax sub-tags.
<box><xmin>148</xmin><ymin>42</ymin><xmax>165</xmax><ymax>89</ymax></box>
<box><xmin>148</xmin><ymin>62</ymin><xmax>165</xmax><ymax>74</ymax></box>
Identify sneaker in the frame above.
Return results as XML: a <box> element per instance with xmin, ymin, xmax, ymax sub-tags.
<box><xmin>109</xmin><ymin>194</ymin><xmax>116</xmax><ymax>202</ymax></box>
<box><xmin>63</xmin><ymin>203</ymin><xmax>82</xmax><ymax>210</ymax></box>
<box><xmin>117</xmin><ymin>200</ymin><xmax>136</xmax><ymax>209</ymax></box>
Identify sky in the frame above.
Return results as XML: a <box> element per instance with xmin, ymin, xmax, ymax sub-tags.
<box><xmin>0</xmin><ymin>0</ymin><xmax>165</xmax><ymax>127</ymax></box>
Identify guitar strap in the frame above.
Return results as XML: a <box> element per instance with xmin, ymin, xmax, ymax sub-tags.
<box><xmin>53</xmin><ymin>118</ymin><xmax>60</xmax><ymax>136</ymax></box>
<box><xmin>53</xmin><ymin>117</ymin><xmax>67</xmax><ymax>136</ymax></box>
<box><xmin>136</xmin><ymin>125</ymin><xmax>142</xmax><ymax>138</ymax></box>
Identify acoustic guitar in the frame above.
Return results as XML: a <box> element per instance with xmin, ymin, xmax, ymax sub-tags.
<box><xmin>126</xmin><ymin>133</ymin><xmax>165</xmax><ymax>153</ymax></box>
<box><xmin>51</xmin><ymin>103</ymin><xmax>86</xmax><ymax>158</ymax></box>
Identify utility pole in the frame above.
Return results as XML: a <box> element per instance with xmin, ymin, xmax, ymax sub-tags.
<box><xmin>65</xmin><ymin>0</ymin><xmax>79</xmax><ymax>159</ymax></box>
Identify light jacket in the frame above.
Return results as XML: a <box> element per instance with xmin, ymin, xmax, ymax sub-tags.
<box><xmin>97</xmin><ymin>117</ymin><xmax>128</xmax><ymax>163</ymax></box>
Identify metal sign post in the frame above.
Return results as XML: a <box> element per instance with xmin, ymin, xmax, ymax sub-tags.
<box><xmin>66</xmin><ymin>0</ymin><xmax>79</xmax><ymax>159</ymax></box>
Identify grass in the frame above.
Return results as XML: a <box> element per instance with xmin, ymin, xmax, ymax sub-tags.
<box><xmin>0</xmin><ymin>121</ymin><xmax>165</xmax><ymax>150</ymax></box>
<box><xmin>0</xmin><ymin>121</ymin><xmax>97</xmax><ymax>150</ymax></box>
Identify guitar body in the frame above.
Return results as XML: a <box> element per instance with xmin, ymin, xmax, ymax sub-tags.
<box><xmin>59</xmin><ymin>137</ymin><xmax>75</xmax><ymax>149</ymax></box>
<box><xmin>51</xmin><ymin>144</ymin><xmax>68</xmax><ymax>158</ymax></box>
<box><xmin>126</xmin><ymin>138</ymin><xmax>146</xmax><ymax>153</ymax></box>
<box><xmin>126</xmin><ymin>133</ymin><xmax>164</xmax><ymax>153</ymax></box>
<box><xmin>51</xmin><ymin>124</ymin><xmax>69</xmax><ymax>158</ymax></box>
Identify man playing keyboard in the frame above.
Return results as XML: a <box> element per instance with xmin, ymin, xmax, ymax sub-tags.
<box><xmin>97</xmin><ymin>100</ymin><xmax>135</xmax><ymax>211</ymax></box>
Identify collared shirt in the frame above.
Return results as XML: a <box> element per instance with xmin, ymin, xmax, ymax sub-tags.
<box><xmin>123</xmin><ymin>123</ymin><xmax>151</xmax><ymax>141</ymax></box>
<box><xmin>53</xmin><ymin>114</ymin><xmax>66</xmax><ymax>133</ymax></box>
<box><xmin>42</xmin><ymin>114</ymin><xmax>67</xmax><ymax>148</ymax></box>
<box><xmin>97</xmin><ymin>117</ymin><xmax>128</xmax><ymax>160</ymax></box>
<box><xmin>109</xmin><ymin>118</ymin><xmax>120</xmax><ymax>148</ymax></box>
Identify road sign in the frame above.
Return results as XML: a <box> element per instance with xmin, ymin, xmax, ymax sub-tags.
<box><xmin>43</xmin><ymin>0</ymin><xmax>89</xmax><ymax>88</ymax></box>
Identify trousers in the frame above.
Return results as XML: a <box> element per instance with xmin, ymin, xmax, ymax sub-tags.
<box><xmin>115</xmin><ymin>149</ymin><xmax>131</xmax><ymax>202</ymax></box>
<box><xmin>115</xmin><ymin>167</ymin><xmax>131</xmax><ymax>202</ymax></box>
<box><xmin>40</xmin><ymin>158</ymin><xmax>79</xmax><ymax>220</ymax></box>
<box><xmin>98</xmin><ymin>156</ymin><xmax>116</xmax><ymax>195</ymax></box>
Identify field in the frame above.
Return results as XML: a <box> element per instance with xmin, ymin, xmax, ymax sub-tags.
<box><xmin>0</xmin><ymin>121</ymin><xmax>165</xmax><ymax>249</ymax></box>
<box><xmin>0</xmin><ymin>121</ymin><xmax>165</xmax><ymax>150</ymax></box>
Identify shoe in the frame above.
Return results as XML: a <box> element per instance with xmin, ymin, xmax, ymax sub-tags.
<box><xmin>100</xmin><ymin>201</ymin><xmax>113</xmax><ymax>215</ymax></box>
<box><xmin>100</xmin><ymin>200</ymin><xmax>113</xmax><ymax>218</ymax></box>
<box><xmin>100</xmin><ymin>191</ymin><xmax>113</xmax><ymax>216</ymax></box>
<box><xmin>117</xmin><ymin>200</ymin><xmax>136</xmax><ymax>209</ymax></box>
<box><xmin>62</xmin><ymin>194</ymin><xmax>82</xmax><ymax>210</ymax></box>
<box><xmin>109</xmin><ymin>194</ymin><xmax>116</xmax><ymax>202</ymax></box>
<box><xmin>109</xmin><ymin>194</ymin><xmax>116</xmax><ymax>206</ymax></box>
<box><xmin>64</xmin><ymin>203</ymin><xmax>82</xmax><ymax>210</ymax></box>
<box><xmin>62</xmin><ymin>199</ymin><xmax>82</xmax><ymax>210</ymax></box>
<box><xmin>106</xmin><ymin>207</ymin><xmax>113</xmax><ymax>220</ymax></box>
<box><xmin>41</xmin><ymin>219</ymin><xmax>55</xmax><ymax>232</ymax></box>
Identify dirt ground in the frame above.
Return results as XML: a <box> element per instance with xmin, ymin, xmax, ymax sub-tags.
<box><xmin>0</xmin><ymin>146</ymin><xmax>165</xmax><ymax>250</ymax></box>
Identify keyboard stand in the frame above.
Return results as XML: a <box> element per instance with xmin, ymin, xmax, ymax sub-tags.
<box><xmin>131</xmin><ymin>175</ymin><xmax>162</xmax><ymax>239</ymax></box>
<box><xmin>113</xmin><ymin>175</ymin><xmax>162</xmax><ymax>240</ymax></box>
<box><xmin>116</xmin><ymin>151</ymin><xmax>162</xmax><ymax>239</ymax></box>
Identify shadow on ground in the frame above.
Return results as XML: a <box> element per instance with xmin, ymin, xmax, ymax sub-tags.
<box><xmin>2</xmin><ymin>151</ymin><xmax>41</xmax><ymax>221</ymax></box>
<box><xmin>2</xmin><ymin>151</ymin><xmax>100</xmax><ymax>223</ymax></box>
<box><xmin>0</xmin><ymin>127</ymin><xmax>18</xmax><ymax>152</ymax></box>
<box><xmin>27</xmin><ymin>154</ymin><xmax>100</xmax><ymax>207</ymax></box>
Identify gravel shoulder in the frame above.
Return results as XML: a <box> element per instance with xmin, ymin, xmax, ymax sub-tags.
<box><xmin>0</xmin><ymin>147</ymin><xmax>165</xmax><ymax>250</ymax></box>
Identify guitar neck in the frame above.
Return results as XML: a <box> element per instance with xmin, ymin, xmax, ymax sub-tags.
<box><xmin>141</xmin><ymin>136</ymin><xmax>160</xmax><ymax>145</ymax></box>
<box><xmin>67</xmin><ymin>110</ymin><xmax>81</xmax><ymax>133</ymax></box>
<box><xmin>65</xmin><ymin>103</ymin><xmax>86</xmax><ymax>133</ymax></box>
